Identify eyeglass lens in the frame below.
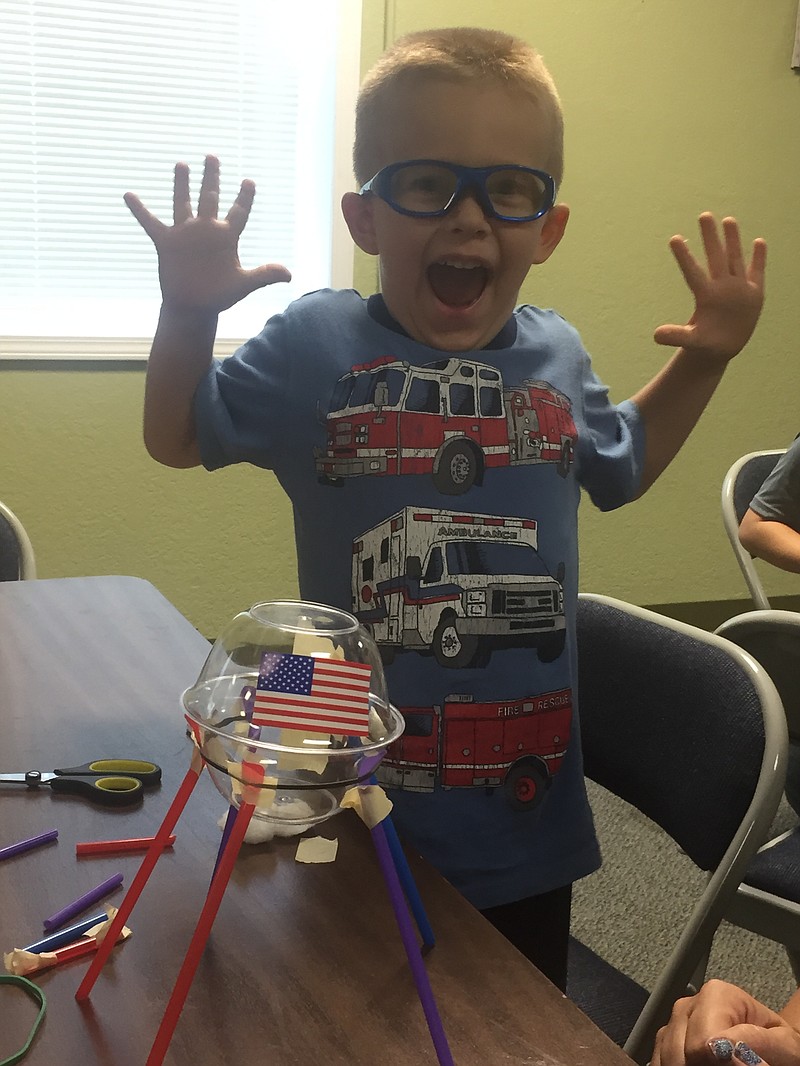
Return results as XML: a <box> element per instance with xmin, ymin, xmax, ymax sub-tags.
<box><xmin>386</xmin><ymin>163</ymin><xmax>549</xmax><ymax>218</ymax></box>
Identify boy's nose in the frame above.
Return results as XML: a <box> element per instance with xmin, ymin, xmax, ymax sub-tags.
<box><xmin>446</xmin><ymin>188</ymin><xmax>492</xmax><ymax>231</ymax></box>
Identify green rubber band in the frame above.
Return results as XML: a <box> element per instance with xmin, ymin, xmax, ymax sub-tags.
<box><xmin>0</xmin><ymin>974</ymin><xmax>46</xmax><ymax>1065</ymax></box>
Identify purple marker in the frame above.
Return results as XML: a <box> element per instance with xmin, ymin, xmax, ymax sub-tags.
<box><xmin>42</xmin><ymin>872</ymin><xmax>124</xmax><ymax>931</ymax></box>
<box><xmin>24</xmin><ymin>910</ymin><xmax>109</xmax><ymax>954</ymax></box>
<box><xmin>0</xmin><ymin>829</ymin><xmax>58</xmax><ymax>862</ymax></box>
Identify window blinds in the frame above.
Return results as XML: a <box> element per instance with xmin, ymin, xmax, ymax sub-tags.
<box><xmin>0</xmin><ymin>0</ymin><xmax>359</xmax><ymax>349</ymax></box>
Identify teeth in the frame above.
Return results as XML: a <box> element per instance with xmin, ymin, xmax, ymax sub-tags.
<box><xmin>437</xmin><ymin>259</ymin><xmax>481</xmax><ymax>269</ymax></box>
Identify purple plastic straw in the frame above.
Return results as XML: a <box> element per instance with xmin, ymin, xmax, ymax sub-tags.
<box><xmin>0</xmin><ymin>828</ymin><xmax>58</xmax><ymax>862</ymax></box>
<box><xmin>370</xmin><ymin>820</ymin><xmax>454</xmax><ymax>1066</ymax></box>
<box><xmin>43</xmin><ymin>872</ymin><xmax>123</xmax><ymax>931</ymax></box>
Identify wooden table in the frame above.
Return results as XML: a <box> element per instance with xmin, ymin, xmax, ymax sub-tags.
<box><xmin>0</xmin><ymin>577</ymin><xmax>632</xmax><ymax>1065</ymax></box>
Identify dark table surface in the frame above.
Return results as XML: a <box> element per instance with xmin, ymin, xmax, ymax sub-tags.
<box><xmin>0</xmin><ymin>576</ymin><xmax>632</xmax><ymax>1065</ymax></box>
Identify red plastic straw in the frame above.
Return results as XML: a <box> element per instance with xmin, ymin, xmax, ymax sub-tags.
<box><xmin>146</xmin><ymin>801</ymin><xmax>255</xmax><ymax>1066</ymax></box>
<box><xmin>76</xmin><ymin>835</ymin><xmax>176</xmax><ymax>856</ymax></box>
<box><xmin>75</xmin><ymin>757</ymin><xmax>204</xmax><ymax>1001</ymax></box>
<box><xmin>52</xmin><ymin>937</ymin><xmax>101</xmax><ymax>965</ymax></box>
<box><xmin>50</xmin><ymin>927</ymin><xmax>126</xmax><ymax>967</ymax></box>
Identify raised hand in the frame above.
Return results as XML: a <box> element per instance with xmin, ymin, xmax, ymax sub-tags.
<box><xmin>654</xmin><ymin>213</ymin><xmax>766</xmax><ymax>364</ymax></box>
<box><xmin>124</xmin><ymin>154</ymin><xmax>291</xmax><ymax>314</ymax></box>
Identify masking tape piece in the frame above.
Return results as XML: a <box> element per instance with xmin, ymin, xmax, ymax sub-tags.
<box><xmin>295</xmin><ymin>836</ymin><xmax>339</xmax><ymax>864</ymax></box>
<box><xmin>341</xmin><ymin>784</ymin><xmax>393</xmax><ymax>828</ymax></box>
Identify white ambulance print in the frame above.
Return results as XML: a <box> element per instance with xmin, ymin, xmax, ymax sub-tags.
<box><xmin>352</xmin><ymin>507</ymin><xmax>566</xmax><ymax>668</ymax></box>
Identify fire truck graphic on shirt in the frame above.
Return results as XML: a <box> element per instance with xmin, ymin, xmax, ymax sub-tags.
<box><xmin>352</xmin><ymin>507</ymin><xmax>566</xmax><ymax>668</ymax></box>
<box><xmin>314</xmin><ymin>356</ymin><xmax>578</xmax><ymax>494</ymax></box>
<box><xmin>376</xmin><ymin>688</ymin><xmax>573</xmax><ymax>810</ymax></box>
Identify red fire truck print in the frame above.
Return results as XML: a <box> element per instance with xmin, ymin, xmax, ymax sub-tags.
<box><xmin>352</xmin><ymin>507</ymin><xmax>566</xmax><ymax>667</ymax></box>
<box><xmin>314</xmin><ymin>356</ymin><xmax>577</xmax><ymax>494</ymax></box>
<box><xmin>377</xmin><ymin>689</ymin><xmax>573</xmax><ymax>810</ymax></box>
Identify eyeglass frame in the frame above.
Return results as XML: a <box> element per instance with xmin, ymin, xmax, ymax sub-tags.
<box><xmin>358</xmin><ymin>159</ymin><xmax>557</xmax><ymax>223</ymax></box>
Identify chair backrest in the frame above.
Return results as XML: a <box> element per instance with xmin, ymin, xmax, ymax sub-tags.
<box><xmin>576</xmin><ymin>593</ymin><xmax>788</xmax><ymax>1061</ymax></box>
<box><xmin>715</xmin><ymin>610</ymin><xmax>800</xmax><ymax>744</ymax></box>
<box><xmin>0</xmin><ymin>501</ymin><xmax>36</xmax><ymax>580</ymax></box>
<box><xmin>721</xmin><ymin>450</ymin><xmax>784</xmax><ymax>609</ymax></box>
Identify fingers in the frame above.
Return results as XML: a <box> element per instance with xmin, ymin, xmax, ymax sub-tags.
<box><xmin>123</xmin><ymin>191</ymin><xmax>166</xmax><ymax>242</ymax></box>
<box><xmin>698</xmin><ymin>212</ymin><xmax>729</xmax><ymax>279</ymax></box>
<box><xmin>173</xmin><ymin>162</ymin><xmax>192</xmax><ymax>225</ymax></box>
<box><xmin>226</xmin><ymin>179</ymin><xmax>256</xmax><ymax>239</ymax></box>
<box><xmin>720</xmin><ymin>216</ymin><xmax>745</xmax><ymax>277</ymax></box>
<box><xmin>667</xmin><ymin>233</ymin><xmax>706</xmax><ymax>291</ymax></box>
<box><xmin>748</xmin><ymin>237</ymin><xmax>767</xmax><ymax>288</ymax></box>
<box><xmin>669</xmin><ymin>214</ymin><xmax>766</xmax><ymax>288</ymax></box>
<box><xmin>243</xmin><ymin>263</ymin><xmax>293</xmax><ymax>291</ymax></box>
<box><xmin>127</xmin><ymin>155</ymin><xmax>267</xmax><ymax>251</ymax></box>
<box><xmin>709</xmin><ymin>1021</ymin><xmax>799</xmax><ymax>1066</ymax></box>
<box><xmin>653</xmin><ymin>322</ymin><xmax>694</xmax><ymax>349</ymax></box>
<box><xmin>196</xmin><ymin>154</ymin><xmax>221</xmax><ymax>220</ymax></box>
<box><xmin>707</xmin><ymin>1039</ymin><xmax>769</xmax><ymax>1064</ymax></box>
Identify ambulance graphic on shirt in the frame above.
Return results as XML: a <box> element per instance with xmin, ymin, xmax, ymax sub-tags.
<box><xmin>352</xmin><ymin>506</ymin><xmax>566</xmax><ymax>669</ymax></box>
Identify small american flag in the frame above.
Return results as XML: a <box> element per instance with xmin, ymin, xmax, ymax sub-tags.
<box><xmin>252</xmin><ymin>652</ymin><xmax>372</xmax><ymax>737</ymax></box>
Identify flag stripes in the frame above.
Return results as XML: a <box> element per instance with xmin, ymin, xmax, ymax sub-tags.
<box><xmin>252</xmin><ymin>652</ymin><xmax>372</xmax><ymax>737</ymax></box>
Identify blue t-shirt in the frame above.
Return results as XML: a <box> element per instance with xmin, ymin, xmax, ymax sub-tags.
<box><xmin>195</xmin><ymin>287</ymin><xmax>644</xmax><ymax>908</ymax></box>
<box><xmin>749</xmin><ymin>438</ymin><xmax>800</xmax><ymax>532</ymax></box>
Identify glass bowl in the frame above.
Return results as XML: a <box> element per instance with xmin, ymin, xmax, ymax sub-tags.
<box><xmin>182</xmin><ymin>600</ymin><xmax>403</xmax><ymax>827</ymax></box>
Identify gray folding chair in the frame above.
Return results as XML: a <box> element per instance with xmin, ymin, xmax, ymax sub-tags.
<box><xmin>567</xmin><ymin>594</ymin><xmax>787</xmax><ymax>1064</ymax></box>
<box><xmin>713</xmin><ymin>610</ymin><xmax>800</xmax><ymax>980</ymax></box>
<box><xmin>0</xmin><ymin>500</ymin><xmax>36</xmax><ymax>580</ymax></box>
<box><xmin>721</xmin><ymin>450</ymin><xmax>785</xmax><ymax>609</ymax></box>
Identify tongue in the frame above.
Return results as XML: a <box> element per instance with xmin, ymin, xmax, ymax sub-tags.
<box><xmin>427</xmin><ymin>263</ymin><xmax>487</xmax><ymax>308</ymax></box>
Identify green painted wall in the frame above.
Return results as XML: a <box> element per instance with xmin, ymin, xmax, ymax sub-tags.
<box><xmin>3</xmin><ymin>0</ymin><xmax>799</xmax><ymax>636</ymax></box>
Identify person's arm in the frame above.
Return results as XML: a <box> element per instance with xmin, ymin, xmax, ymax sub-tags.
<box><xmin>124</xmin><ymin>154</ymin><xmax>291</xmax><ymax>468</ymax></box>
<box><xmin>651</xmin><ymin>979</ymin><xmax>800</xmax><ymax>1065</ymax></box>
<box><xmin>739</xmin><ymin>508</ymin><xmax>800</xmax><ymax>574</ymax></box>
<box><xmin>631</xmin><ymin>214</ymin><xmax>766</xmax><ymax>496</ymax></box>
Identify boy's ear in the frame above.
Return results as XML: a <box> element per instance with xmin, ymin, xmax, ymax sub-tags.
<box><xmin>341</xmin><ymin>191</ymin><xmax>380</xmax><ymax>256</ymax></box>
<box><xmin>531</xmin><ymin>203</ymin><xmax>570</xmax><ymax>265</ymax></box>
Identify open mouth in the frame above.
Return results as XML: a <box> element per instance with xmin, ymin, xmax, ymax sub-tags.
<box><xmin>427</xmin><ymin>261</ymin><xmax>489</xmax><ymax>309</ymax></box>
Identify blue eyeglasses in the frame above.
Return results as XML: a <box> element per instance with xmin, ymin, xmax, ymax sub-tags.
<box><xmin>359</xmin><ymin>159</ymin><xmax>556</xmax><ymax>222</ymax></box>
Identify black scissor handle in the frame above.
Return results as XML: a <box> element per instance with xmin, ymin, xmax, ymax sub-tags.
<box><xmin>49</xmin><ymin>774</ymin><xmax>145</xmax><ymax>807</ymax></box>
<box><xmin>54</xmin><ymin>760</ymin><xmax>162</xmax><ymax>787</ymax></box>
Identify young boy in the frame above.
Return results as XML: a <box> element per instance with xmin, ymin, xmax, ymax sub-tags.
<box><xmin>126</xmin><ymin>27</ymin><xmax>765</xmax><ymax>991</ymax></box>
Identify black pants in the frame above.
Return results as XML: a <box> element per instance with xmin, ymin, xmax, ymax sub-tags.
<box><xmin>479</xmin><ymin>884</ymin><xmax>572</xmax><ymax>992</ymax></box>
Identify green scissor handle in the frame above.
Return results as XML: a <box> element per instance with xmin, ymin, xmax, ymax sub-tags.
<box><xmin>54</xmin><ymin>759</ymin><xmax>162</xmax><ymax>786</ymax></box>
<box><xmin>48</xmin><ymin>774</ymin><xmax>144</xmax><ymax>807</ymax></box>
<box><xmin>48</xmin><ymin>760</ymin><xmax>162</xmax><ymax>808</ymax></box>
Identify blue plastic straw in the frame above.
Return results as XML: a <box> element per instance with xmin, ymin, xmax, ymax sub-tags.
<box><xmin>366</xmin><ymin>771</ymin><xmax>435</xmax><ymax>949</ymax></box>
<box><xmin>24</xmin><ymin>911</ymin><xmax>108</xmax><ymax>954</ymax></box>
<box><xmin>381</xmin><ymin>813</ymin><xmax>436</xmax><ymax>950</ymax></box>
<box><xmin>370</xmin><ymin>820</ymin><xmax>454</xmax><ymax>1065</ymax></box>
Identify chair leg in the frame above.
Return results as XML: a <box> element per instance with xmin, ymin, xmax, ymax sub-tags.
<box><xmin>687</xmin><ymin>934</ymin><xmax>715</xmax><ymax>997</ymax></box>
<box><xmin>788</xmin><ymin>949</ymin><xmax>800</xmax><ymax>983</ymax></box>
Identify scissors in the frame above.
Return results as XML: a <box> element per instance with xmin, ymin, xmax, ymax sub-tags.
<box><xmin>0</xmin><ymin>759</ymin><xmax>162</xmax><ymax>808</ymax></box>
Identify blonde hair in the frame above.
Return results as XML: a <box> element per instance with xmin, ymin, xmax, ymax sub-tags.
<box><xmin>353</xmin><ymin>26</ymin><xmax>564</xmax><ymax>187</ymax></box>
